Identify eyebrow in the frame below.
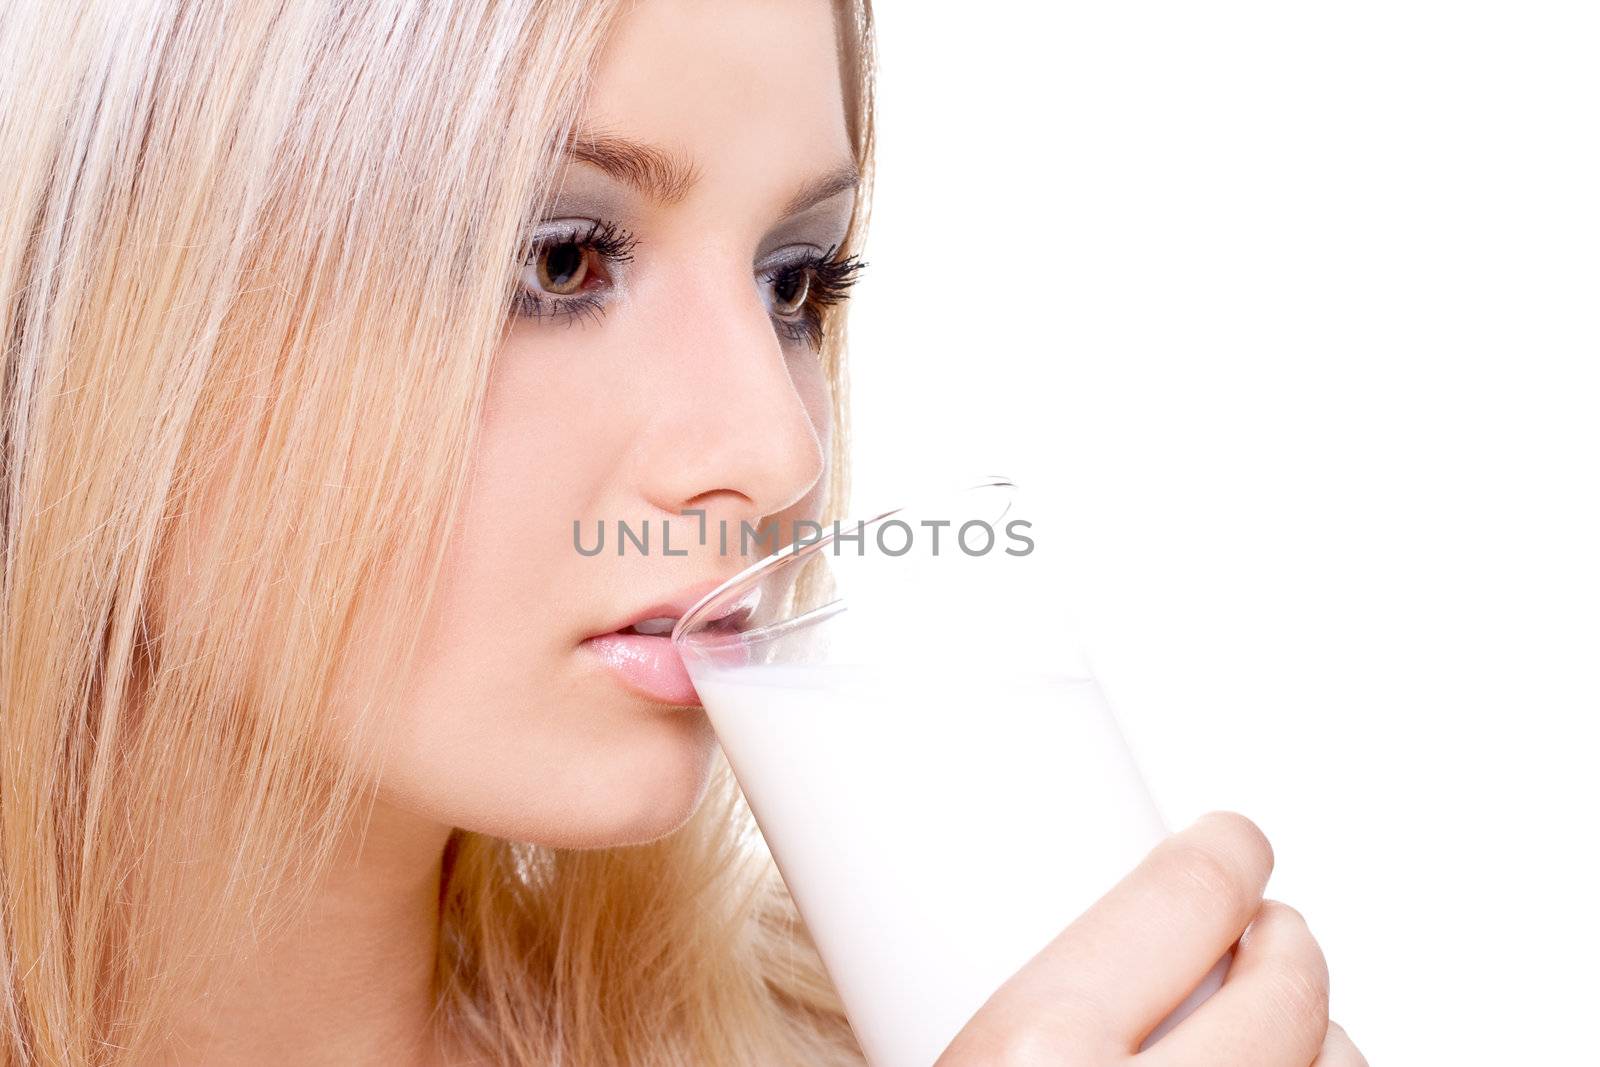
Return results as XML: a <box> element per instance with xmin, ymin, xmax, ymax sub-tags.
<box><xmin>564</xmin><ymin>128</ymin><xmax>859</xmax><ymax>220</ymax></box>
<box><xmin>778</xmin><ymin>161</ymin><xmax>861</xmax><ymax>221</ymax></box>
<box><xmin>566</xmin><ymin>130</ymin><xmax>700</xmax><ymax>206</ymax></box>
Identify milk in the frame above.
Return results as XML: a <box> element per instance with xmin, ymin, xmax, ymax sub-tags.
<box><xmin>690</xmin><ymin>660</ymin><xmax>1208</xmax><ymax>1067</ymax></box>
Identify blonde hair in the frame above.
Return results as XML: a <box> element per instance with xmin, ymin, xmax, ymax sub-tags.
<box><xmin>0</xmin><ymin>1</ymin><xmax>874</xmax><ymax>1063</ymax></box>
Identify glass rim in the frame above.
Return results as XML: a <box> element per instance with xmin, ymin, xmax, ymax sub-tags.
<box><xmin>669</xmin><ymin>473</ymin><xmax>1018</xmax><ymax>648</ymax></box>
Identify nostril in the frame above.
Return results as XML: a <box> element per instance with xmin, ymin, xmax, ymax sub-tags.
<box><xmin>678</xmin><ymin>488</ymin><xmax>757</xmax><ymax>514</ymax></box>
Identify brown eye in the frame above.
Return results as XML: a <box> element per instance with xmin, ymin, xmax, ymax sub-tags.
<box><xmin>533</xmin><ymin>240</ymin><xmax>591</xmax><ymax>295</ymax></box>
<box><xmin>771</xmin><ymin>267</ymin><xmax>811</xmax><ymax>317</ymax></box>
<box><xmin>511</xmin><ymin>219</ymin><xmax>635</xmax><ymax>323</ymax></box>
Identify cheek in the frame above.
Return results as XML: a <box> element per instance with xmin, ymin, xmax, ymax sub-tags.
<box><xmin>785</xmin><ymin>351</ymin><xmax>835</xmax><ymax>516</ymax></box>
<box><xmin>792</xmin><ymin>351</ymin><xmax>834</xmax><ymax>448</ymax></box>
<box><xmin>367</xmin><ymin>477</ymin><xmax>721</xmax><ymax>845</ymax></box>
<box><xmin>349</xmin><ymin>334</ymin><xmax>719</xmax><ymax>846</ymax></box>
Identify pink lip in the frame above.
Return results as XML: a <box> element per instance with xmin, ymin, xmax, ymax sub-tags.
<box><xmin>579</xmin><ymin>576</ymin><xmax>733</xmax><ymax>707</ymax></box>
<box><xmin>581</xmin><ymin>631</ymin><xmax>700</xmax><ymax>706</ymax></box>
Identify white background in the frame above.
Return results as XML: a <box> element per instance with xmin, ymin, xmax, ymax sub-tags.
<box><xmin>846</xmin><ymin>3</ymin><xmax>1599</xmax><ymax>1062</ymax></box>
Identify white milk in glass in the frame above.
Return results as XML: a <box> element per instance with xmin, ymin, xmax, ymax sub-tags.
<box><xmin>676</xmin><ymin>481</ymin><xmax>1226</xmax><ymax>1066</ymax></box>
<box><xmin>690</xmin><ymin>659</ymin><xmax>1216</xmax><ymax>1067</ymax></box>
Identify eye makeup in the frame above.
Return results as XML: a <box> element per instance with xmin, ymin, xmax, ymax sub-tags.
<box><xmin>509</xmin><ymin>158</ymin><xmax>866</xmax><ymax>345</ymax></box>
<box><xmin>511</xmin><ymin>217</ymin><xmax>638</xmax><ymax>325</ymax></box>
<box><xmin>758</xmin><ymin>242</ymin><xmax>866</xmax><ymax>348</ymax></box>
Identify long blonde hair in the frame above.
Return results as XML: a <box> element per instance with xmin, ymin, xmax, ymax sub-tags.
<box><xmin>0</xmin><ymin>1</ymin><xmax>874</xmax><ymax>1063</ymax></box>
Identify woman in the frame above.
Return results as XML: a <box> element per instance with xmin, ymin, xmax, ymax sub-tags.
<box><xmin>0</xmin><ymin>1</ymin><xmax>1363</xmax><ymax>1064</ymax></box>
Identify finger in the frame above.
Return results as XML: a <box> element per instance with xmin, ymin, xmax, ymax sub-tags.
<box><xmin>1138</xmin><ymin>900</ymin><xmax>1329</xmax><ymax>1067</ymax></box>
<box><xmin>1311</xmin><ymin>1021</ymin><xmax>1369</xmax><ymax>1067</ymax></box>
<box><xmin>981</xmin><ymin>811</ymin><xmax>1274</xmax><ymax>1050</ymax></box>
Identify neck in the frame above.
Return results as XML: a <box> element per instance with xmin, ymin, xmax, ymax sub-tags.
<box><xmin>158</xmin><ymin>799</ymin><xmax>459</xmax><ymax>1067</ymax></box>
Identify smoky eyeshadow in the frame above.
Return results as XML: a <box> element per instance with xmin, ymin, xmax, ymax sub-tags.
<box><xmin>536</xmin><ymin>158</ymin><xmax>854</xmax><ymax>263</ymax></box>
<box><xmin>540</xmin><ymin>165</ymin><xmax>631</xmax><ymax>224</ymax></box>
<box><xmin>755</xmin><ymin>191</ymin><xmax>855</xmax><ymax>263</ymax></box>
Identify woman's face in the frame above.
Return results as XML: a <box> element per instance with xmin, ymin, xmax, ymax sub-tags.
<box><xmin>377</xmin><ymin>0</ymin><xmax>857</xmax><ymax>847</ymax></box>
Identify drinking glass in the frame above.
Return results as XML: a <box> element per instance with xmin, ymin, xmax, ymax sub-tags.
<box><xmin>672</xmin><ymin>476</ymin><xmax>1228</xmax><ymax>1067</ymax></box>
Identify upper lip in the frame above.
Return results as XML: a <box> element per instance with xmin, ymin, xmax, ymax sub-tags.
<box><xmin>589</xmin><ymin>576</ymin><xmax>734</xmax><ymax>639</ymax></box>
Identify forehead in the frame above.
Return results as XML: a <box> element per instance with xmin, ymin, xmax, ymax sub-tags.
<box><xmin>581</xmin><ymin>0</ymin><xmax>851</xmax><ymax>184</ymax></box>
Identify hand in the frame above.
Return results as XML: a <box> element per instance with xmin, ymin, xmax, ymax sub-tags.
<box><xmin>934</xmin><ymin>812</ymin><xmax>1366</xmax><ymax>1066</ymax></box>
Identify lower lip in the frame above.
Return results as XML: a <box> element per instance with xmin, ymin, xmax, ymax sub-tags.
<box><xmin>580</xmin><ymin>631</ymin><xmax>701</xmax><ymax>706</ymax></box>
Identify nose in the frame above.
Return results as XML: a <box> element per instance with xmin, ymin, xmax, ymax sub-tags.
<box><xmin>636</xmin><ymin>264</ymin><xmax>827</xmax><ymax>528</ymax></box>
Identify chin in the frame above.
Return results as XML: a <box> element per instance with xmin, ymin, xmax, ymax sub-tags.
<box><xmin>432</xmin><ymin>714</ymin><xmax>719</xmax><ymax>850</ymax></box>
<box><xmin>572</xmin><ymin>700</ymin><xmax>723</xmax><ymax>851</ymax></box>
<box><xmin>568</xmin><ymin>720</ymin><xmax>720</xmax><ymax>848</ymax></box>
<box><xmin>580</xmin><ymin>776</ymin><xmax>715</xmax><ymax>847</ymax></box>
<box><xmin>498</xmin><ymin>770</ymin><xmax>716</xmax><ymax>851</ymax></box>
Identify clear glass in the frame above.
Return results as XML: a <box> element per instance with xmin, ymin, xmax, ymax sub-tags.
<box><xmin>673</xmin><ymin>478</ymin><xmax>1228</xmax><ymax>1067</ymax></box>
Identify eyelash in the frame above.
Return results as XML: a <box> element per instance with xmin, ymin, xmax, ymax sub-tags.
<box><xmin>511</xmin><ymin>219</ymin><xmax>638</xmax><ymax>325</ymax></box>
<box><xmin>762</xmin><ymin>243</ymin><xmax>868</xmax><ymax>348</ymax></box>
<box><xmin>509</xmin><ymin>223</ymin><xmax>868</xmax><ymax>347</ymax></box>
